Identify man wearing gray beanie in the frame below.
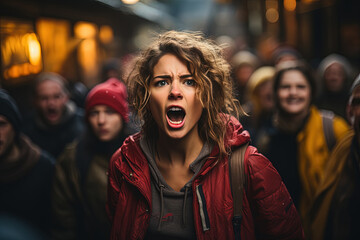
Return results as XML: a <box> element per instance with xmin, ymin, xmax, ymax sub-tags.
<box><xmin>0</xmin><ymin>89</ymin><xmax>55</xmax><ymax>239</ymax></box>
<box><xmin>309</xmin><ymin>73</ymin><xmax>360</xmax><ymax>240</ymax></box>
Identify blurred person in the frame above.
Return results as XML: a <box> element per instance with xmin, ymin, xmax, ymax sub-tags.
<box><xmin>107</xmin><ymin>30</ymin><xmax>304</xmax><ymax>240</ymax></box>
<box><xmin>23</xmin><ymin>72</ymin><xmax>85</xmax><ymax>158</ymax></box>
<box><xmin>255</xmin><ymin>33</ymin><xmax>279</xmax><ymax>65</ymax></box>
<box><xmin>215</xmin><ymin>35</ymin><xmax>237</xmax><ymax>63</ymax></box>
<box><xmin>101</xmin><ymin>58</ymin><xmax>123</xmax><ymax>83</ymax></box>
<box><xmin>316</xmin><ymin>53</ymin><xmax>354</xmax><ymax>119</ymax></box>
<box><xmin>69</xmin><ymin>81</ymin><xmax>88</xmax><ymax>109</ymax></box>
<box><xmin>230</xmin><ymin>50</ymin><xmax>260</xmax><ymax>104</ymax></box>
<box><xmin>256</xmin><ymin>61</ymin><xmax>350</xmax><ymax>236</ymax></box>
<box><xmin>309</xmin><ymin>74</ymin><xmax>360</xmax><ymax>240</ymax></box>
<box><xmin>272</xmin><ymin>45</ymin><xmax>302</xmax><ymax>67</ymax></box>
<box><xmin>0</xmin><ymin>89</ymin><xmax>55</xmax><ymax>238</ymax></box>
<box><xmin>240</xmin><ymin>66</ymin><xmax>276</xmax><ymax>144</ymax></box>
<box><xmin>52</xmin><ymin>78</ymin><xmax>136</xmax><ymax>240</ymax></box>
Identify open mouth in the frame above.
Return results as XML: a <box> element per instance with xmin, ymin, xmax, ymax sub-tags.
<box><xmin>287</xmin><ymin>98</ymin><xmax>302</xmax><ymax>104</ymax></box>
<box><xmin>45</xmin><ymin>108</ymin><xmax>60</xmax><ymax>122</ymax></box>
<box><xmin>166</xmin><ymin>107</ymin><xmax>185</xmax><ymax>126</ymax></box>
<box><xmin>46</xmin><ymin>108</ymin><xmax>58</xmax><ymax>115</ymax></box>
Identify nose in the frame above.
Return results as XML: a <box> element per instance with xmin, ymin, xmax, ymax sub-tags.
<box><xmin>168</xmin><ymin>80</ymin><xmax>183</xmax><ymax>100</ymax></box>
<box><xmin>289</xmin><ymin>86</ymin><xmax>297</xmax><ymax>95</ymax></box>
<box><xmin>98</xmin><ymin>112</ymin><xmax>106</xmax><ymax>125</ymax></box>
<box><xmin>47</xmin><ymin>97</ymin><xmax>56</xmax><ymax>106</ymax></box>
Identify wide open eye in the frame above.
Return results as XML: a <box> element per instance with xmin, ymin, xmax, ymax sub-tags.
<box><xmin>155</xmin><ymin>80</ymin><xmax>168</xmax><ymax>87</ymax></box>
<box><xmin>184</xmin><ymin>79</ymin><xmax>196</xmax><ymax>86</ymax></box>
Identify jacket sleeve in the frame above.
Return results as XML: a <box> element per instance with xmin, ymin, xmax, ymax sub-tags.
<box><xmin>246</xmin><ymin>146</ymin><xmax>304</xmax><ymax>240</ymax></box>
<box><xmin>51</xmin><ymin>145</ymin><xmax>81</xmax><ymax>240</ymax></box>
<box><xmin>106</xmin><ymin>147</ymin><xmax>123</xmax><ymax>222</ymax></box>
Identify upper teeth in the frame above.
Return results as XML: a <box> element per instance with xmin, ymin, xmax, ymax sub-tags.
<box><xmin>169</xmin><ymin>107</ymin><xmax>182</xmax><ymax>111</ymax></box>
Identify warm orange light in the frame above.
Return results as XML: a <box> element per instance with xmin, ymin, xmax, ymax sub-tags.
<box><xmin>74</xmin><ymin>22</ymin><xmax>97</xmax><ymax>39</ymax></box>
<box><xmin>99</xmin><ymin>25</ymin><xmax>114</xmax><ymax>44</ymax></box>
<box><xmin>8</xmin><ymin>65</ymin><xmax>21</xmax><ymax>78</ymax></box>
<box><xmin>122</xmin><ymin>0</ymin><xmax>139</xmax><ymax>4</ymax></box>
<box><xmin>284</xmin><ymin>0</ymin><xmax>296</xmax><ymax>11</ymax></box>
<box><xmin>266</xmin><ymin>8</ymin><xmax>279</xmax><ymax>23</ymax></box>
<box><xmin>26</xmin><ymin>33</ymin><xmax>42</xmax><ymax>65</ymax></box>
<box><xmin>1</xmin><ymin>30</ymin><xmax>42</xmax><ymax>79</ymax></box>
<box><xmin>78</xmin><ymin>38</ymin><xmax>98</xmax><ymax>85</ymax></box>
<box><xmin>36</xmin><ymin>18</ymin><xmax>71</xmax><ymax>73</ymax></box>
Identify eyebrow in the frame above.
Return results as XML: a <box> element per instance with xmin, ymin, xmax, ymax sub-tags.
<box><xmin>153</xmin><ymin>74</ymin><xmax>192</xmax><ymax>80</ymax></box>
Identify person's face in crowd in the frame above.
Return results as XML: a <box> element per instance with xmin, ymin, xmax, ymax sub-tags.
<box><xmin>0</xmin><ymin>116</ymin><xmax>15</xmax><ymax>157</ymax></box>
<box><xmin>277</xmin><ymin>70</ymin><xmax>311</xmax><ymax>116</ymax></box>
<box><xmin>149</xmin><ymin>53</ymin><xmax>203</xmax><ymax>140</ymax></box>
<box><xmin>35</xmin><ymin>79</ymin><xmax>68</xmax><ymax>125</ymax></box>
<box><xmin>348</xmin><ymin>86</ymin><xmax>360</xmax><ymax>141</ymax></box>
<box><xmin>323</xmin><ymin>62</ymin><xmax>346</xmax><ymax>92</ymax></box>
<box><xmin>235</xmin><ymin>65</ymin><xmax>254</xmax><ymax>88</ymax></box>
<box><xmin>88</xmin><ymin>105</ymin><xmax>123</xmax><ymax>142</ymax></box>
<box><xmin>256</xmin><ymin>80</ymin><xmax>274</xmax><ymax>112</ymax></box>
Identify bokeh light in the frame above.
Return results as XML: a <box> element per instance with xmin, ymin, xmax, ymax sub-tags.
<box><xmin>284</xmin><ymin>0</ymin><xmax>296</xmax><ymax>11</ymax></box>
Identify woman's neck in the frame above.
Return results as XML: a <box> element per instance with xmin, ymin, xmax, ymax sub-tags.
<box><xmin>274</xmin><ymin>108</ymin><xmax>310</xmax><ymax>133</ymax></box>
<box><xmin>156</xmin><ymin>131</ymin><xmax>204</xmax><ymax>166</ymax></box>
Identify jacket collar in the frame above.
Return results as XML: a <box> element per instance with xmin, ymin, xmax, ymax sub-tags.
<box><xmin>118</xmin><ymin>115</ymin><xmax>250</xmax><ymax>194</ymax></box>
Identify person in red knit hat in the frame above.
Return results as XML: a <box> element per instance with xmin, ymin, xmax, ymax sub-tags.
<box><xmin>51</xmin><ymin>78</ymin><xmax>137</xmax><ymax>240</ymax></box>
<box><xmin>85</xmin><ymin>78</ymin><xmax>129</xmax><ymax>123</ymax></box>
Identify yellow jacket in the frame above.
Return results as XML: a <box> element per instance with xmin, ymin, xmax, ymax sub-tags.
<box><xmin>297</xmin><ymin>106</ymin><xmax>350</xmax><ymax>222</ymax></box>
<box><xmin>308</xmin><ymin>131</ymin><xmax>354</xmax><ymax>240</ymax></box>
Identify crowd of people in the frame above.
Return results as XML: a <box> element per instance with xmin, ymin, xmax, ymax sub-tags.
<box><xmin>0</xmin><ymin>30</ymin><xmax>359</xmax><ymax>240</ymax></box>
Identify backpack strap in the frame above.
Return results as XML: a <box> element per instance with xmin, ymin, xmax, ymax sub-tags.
<box><xmin>320</xmin><ymin>110</ymin><xmax>336</xmax><ymax>151</ymax></box>
<box><xmin>229</xmin><ymin>142</ymin><xmax>249</xmax><ymax>240</ymax></box>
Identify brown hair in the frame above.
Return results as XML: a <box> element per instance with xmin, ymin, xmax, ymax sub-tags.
<box><xmin>128</xmin><ymin>30</ymin><xmax>243</xmax><ymax>157</ymax></box>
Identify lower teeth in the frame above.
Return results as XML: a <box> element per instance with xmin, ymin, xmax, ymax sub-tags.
<box><xmin>170</xmin><ymin>120</ymin><xmax>182</xmax><ymax>124</ymax></box>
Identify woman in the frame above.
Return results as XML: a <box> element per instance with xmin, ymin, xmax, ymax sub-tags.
<box><xmin>230</xmin><ymin>50</ymin><xmax>260</xmax><ymax>104</ymax></box>
<box><xmin>316</xmin><ymin>54</ymin><xmax>354</xmax><ymax>119</ymax></box>
<box><xmin>256</xmin><ymin>61</ymin><xmax>350</xmax><ymax>235</ymax></box>
<box><xmin>107</xmin><ymin>31</ymin><xmax>304</xmax><ymax>240</ymax></box>
<box><xmin>240</xmin><ymin>66</ymin><xmax>275</xmax><ymax>144</ymax></box>
<box><xmin>52</xmin><ymin>78</ymin><xmax>136</xmax><ymax>240</ymax></box>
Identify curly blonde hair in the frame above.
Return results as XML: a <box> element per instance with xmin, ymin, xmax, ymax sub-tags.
<box><xmin>128</xmin><ymin>30</ymin><xmax>243</xmax><ymax>157</ymax></box>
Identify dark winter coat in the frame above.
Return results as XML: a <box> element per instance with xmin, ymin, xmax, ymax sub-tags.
<box><xmin>0</xmin><ymin>135</ymin><xmax>55</xmax><ymax>237</ymax></box>
<box><xmin>23</xmin><ymin>101</ymin><xmax>85</xmax><ymax>158</ymax></box>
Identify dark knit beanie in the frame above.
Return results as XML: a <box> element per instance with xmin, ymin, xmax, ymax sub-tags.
<box><xmin>0</xmin><ymin>89</ymin><xmax>22</xmax><ymax>133</ymax></box>
<box><xmin>85</xmin><ymin>78</ymin><xmax>129</xmax><ymax>122</ymax></box>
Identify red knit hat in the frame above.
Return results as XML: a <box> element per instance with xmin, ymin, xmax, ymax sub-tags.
<box><xmin>85</xmin><ymin>78</ymin><xmax>129</xmax><ymax>122</ymax></box>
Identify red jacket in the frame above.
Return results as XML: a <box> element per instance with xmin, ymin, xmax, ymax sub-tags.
<box><xmin>107</xmin><ymin>117</ymin><xmax>304</xmax><ymax>240</ymax></box>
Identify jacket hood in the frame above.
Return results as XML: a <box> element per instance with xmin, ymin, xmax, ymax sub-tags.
<box><xmin>224</xmin><ymin>114</ymin><xmax>251</xmax><ymax>150</ymax></box>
